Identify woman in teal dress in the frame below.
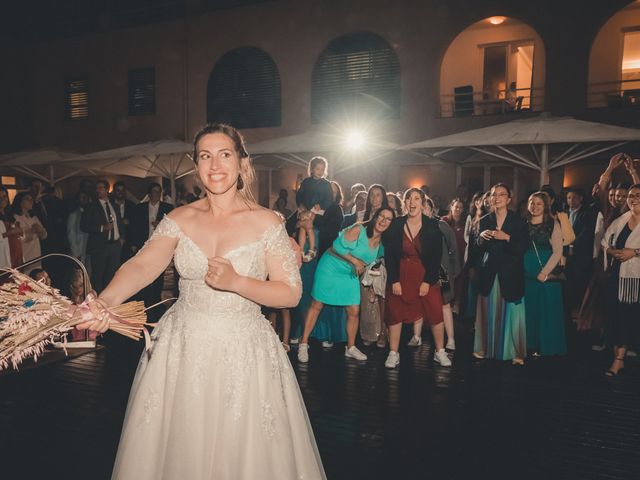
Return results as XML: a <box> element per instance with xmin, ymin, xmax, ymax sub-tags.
<box><xmin>291</xmin><ymin>181</ymin><xmax>347</xmax><ymax>346</ymax></box>
<box><xmin>297</xmin><ymin>207</ymin><xmax>395</xmax><ymax>364</ymax></box>
<box><xmin>524</xmin><ymin>192</ymin><xmax>567</xmax><ymax>356</ymax></box>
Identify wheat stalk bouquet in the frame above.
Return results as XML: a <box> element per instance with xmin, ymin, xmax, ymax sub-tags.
<box><xmin>0</xmin><ymin>268</ymin><xmax>150</xmax><ymax>371</ymax></box>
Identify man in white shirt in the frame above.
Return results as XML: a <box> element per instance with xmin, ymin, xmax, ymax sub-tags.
<box><xmin>80</xmin><ymin>180</ymin><xmax>125</xmax><ymax>293</ymax></box>
<box><xmin>111</xmin><ymin>181</ymin><xmax>137</xmax><ymax>262</ymax></box>
<box><xmin>131</xmin><ymin>182</ymin><xmax>173</xmax><ymax>320</ymax></box>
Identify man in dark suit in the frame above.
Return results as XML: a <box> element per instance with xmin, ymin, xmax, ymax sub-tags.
<box><xmin>131</xmin><ymin>182</ymin><xmax>173</xmax><ymax>319</ymax></box>
<box><xmin>111</xmin><ymin>181</ymin><xmax>138</xmax><ymax>263</ymax></box>
<box><xmin>565</xmin><ymin>187</ymin><xmax>598</xmax><ymax>316</ymax></box>
<box><xmin>80</xmin><ymin>179</ymin><xmax>125</xmax><ymax>293</ymax></box>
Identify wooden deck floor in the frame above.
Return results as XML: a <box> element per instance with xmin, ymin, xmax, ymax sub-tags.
<box><xmin>1</xmin><ymin>323</ymin><xmax>639</xmax><ymax>480</ymax></box>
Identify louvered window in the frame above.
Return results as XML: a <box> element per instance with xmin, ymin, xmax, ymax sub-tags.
<box><xmin>207</xmin><ymin>47</ymin><xmax>281</xmax><ymax>129</ymax></box>
<box><xmin>65</xmin><ymin>77</ymin><xmax>89</xmax><ymax>121</ymax></box>
<box><xmin>129</xmin><ymin>67</ymin><xmax>156</xmax><ymax>115</ymax></box>
<box><xmin>311</xmin><ymin>32</ymin><xmax>401</xmax><ymax>123</ymax></box>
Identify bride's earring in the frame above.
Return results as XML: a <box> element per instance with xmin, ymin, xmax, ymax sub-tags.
<box><xmin>237</xmin><ymin>174</ymin><xmax>244</xmax><ymax>190</ymax></box>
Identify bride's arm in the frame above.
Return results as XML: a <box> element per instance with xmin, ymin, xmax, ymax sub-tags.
<box><xmin>206</xmin><ymin>223</ymin><xmax>302</xmax><ymax>309</ymax></box>
<box><xmin>98</xmin><ymin>220</ymin><xmax>179</xmax><ymax>307</ymax></box>
<box><xmin>98</xmin><ymin>235</ymin><xmax>177</xmax><ymax>307</ymax></box>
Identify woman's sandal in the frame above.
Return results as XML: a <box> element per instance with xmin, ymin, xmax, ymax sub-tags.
<box><xmin>605</xmin><ymin>357</ymin><xmax>625</xmax><ymax>377</ymax></box>
<box><xmin>282</xmin><ymin>343</ymin><xmax>291</xmax><ymax>353</ymax></box>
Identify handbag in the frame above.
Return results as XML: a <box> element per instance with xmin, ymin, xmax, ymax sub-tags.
<box><xmin>439</xmin><ymin>265</ymin><xmax>451</xmax><ymax>291</ymax></box>
<box><xmin>531</xmin><ymin>240</ymin><xmax>565</xmax><ymax>282</ymax></box>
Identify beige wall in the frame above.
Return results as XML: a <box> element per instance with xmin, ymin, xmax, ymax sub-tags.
<box><xmin>440</xmin><ymin>19</ymin><xmax>546</xmax><ymax>111</ymax></box>
<box><xmin>588</xmin><ymin>1</ymin><xmax>640</xmax><ymax>85</ymax></box>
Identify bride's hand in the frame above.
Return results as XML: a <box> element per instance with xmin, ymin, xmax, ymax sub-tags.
<box><xmin>75</xmin><ymin>295</ymin><xmax>111</xmax><ymax>333</ymax></box>
<box><xmin>76</xmin><ymin>317</ymin><xmax>110</xmax><ymax>333</ymax></box>
<box><xmin>206</xmin><ymin>257</ymin><xmax>240</xmax><ymax>291</ymax></box>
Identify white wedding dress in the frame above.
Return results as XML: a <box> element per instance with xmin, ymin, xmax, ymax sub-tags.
<box><xmin>112</xmin><ymin>216</ymin><xmax>326</xmax><ymax>479</ymax></box>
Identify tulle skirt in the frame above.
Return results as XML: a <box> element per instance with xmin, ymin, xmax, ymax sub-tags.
<box><xmin>111</xmin><ymin>304</ymin><xmax>326</xmax><ymax>480</ymax></box>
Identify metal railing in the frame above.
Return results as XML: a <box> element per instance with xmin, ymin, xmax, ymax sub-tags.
<box><xmin>587</xmin><ymin>79</ymin><xmax>640</xmax><ymax>108</ymax></box>
<box><xmin>0</xmin><ymin>253</ymin><xmax>91</xmax><ymax>298</ymax></box>
<box><xmin>440</xmin><ymin>86</ymin><xmax>545</xmax><ymax>118</ymax></box>
<box><xmin>0</xmin><ymin>253</ymin><xmax>93</xmax><ymax>344</ymax></box>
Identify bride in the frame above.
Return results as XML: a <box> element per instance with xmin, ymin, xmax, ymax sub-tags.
<box><xmin>79</xmin><ymin>124</ymin><xmax>326</xmax><ymax>479</ymax></box>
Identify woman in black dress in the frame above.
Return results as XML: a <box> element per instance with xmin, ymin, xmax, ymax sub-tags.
<box><xmin>602</xmin><ymin>183</ymin><xmax>640</xmax><ymax>376</ymax></box>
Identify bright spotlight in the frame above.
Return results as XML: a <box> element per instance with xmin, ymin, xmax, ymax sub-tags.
<box><xmin>346</xmin><ymin>131</ymin><xmax>366</xmax><ymax>150</ymax></box>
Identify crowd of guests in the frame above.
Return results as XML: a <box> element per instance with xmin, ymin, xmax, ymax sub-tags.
<box><xmin>270</xmin><ymin>153</ymin><xmax>640</xmax><ymax>376</ymax></box>
<box><xmin>2</xmin><ymin>152</ymin><xmax>638</xmax><ymax>377</ymax></box>
<box><xmin>0</xmin><ymin>178</ymin><xmax>185</xmax><ymax>318</ymax></box>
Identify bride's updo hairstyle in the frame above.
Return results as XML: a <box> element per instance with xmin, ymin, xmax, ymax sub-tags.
<box><xmin>192</xmin><ymin>123</ymin><xmax>256</xmax><ymax>204</ymax></box>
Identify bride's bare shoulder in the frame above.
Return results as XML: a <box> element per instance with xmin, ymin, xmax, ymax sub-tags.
<box><xmin>167</xmin><ymin>199</ymin><xmax>209</xmax><ymax>223</ymax></box>
<box><xmin>242</xmin><ymin>206</ymin><xmax>285</xmax><ymax>231</ymax></box>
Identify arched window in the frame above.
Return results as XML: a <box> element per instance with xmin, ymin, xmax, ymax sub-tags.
<box><xmin>311</xmin><ymin>32</ymin><xmax>400</xmax><ymax>123</ymax></box>
<box><xmin>587</xmin><ymin>1</ymin><xmax>640</xmax><ymax>108</ymax></box>
<box><xmin>207</xmin><ymin>47</ymin><xmax>281</xmax><ymax>129</ymax></box>
<box><xmin>439</xmin><ymin>17</ymin><xmax>546</xmax><ymax>117</ymax></box>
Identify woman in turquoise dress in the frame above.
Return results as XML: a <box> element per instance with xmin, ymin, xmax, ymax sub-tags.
<box><xmin>291</xmin><ymin>181</ymin><xmax>347</xmax><ymax>347</ymax></box>
<box><xmin>524</xmin><ymin>192</ymin><xmax>567</xmax><ymax>356</ymax></box>
<box><xmin>297</xmin><ymin>207</ymin><xmax>395</xmax><ymax>364</ymax></box>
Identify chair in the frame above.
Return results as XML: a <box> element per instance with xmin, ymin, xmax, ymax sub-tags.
<box><xmin>453</xmin><ymin>85</ymin><xmax>474</xmax><ymax>117</ymax></box>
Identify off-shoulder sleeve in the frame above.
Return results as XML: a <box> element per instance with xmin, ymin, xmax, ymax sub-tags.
<box><xmin>151</xmin><ymin>215</ymin><xmax>182</xmax><ymax>239</ymax></box>
<box><xmin>264</xmin><ymin>223</ymin><xmax>302</xmax><ymax>290</ymax></box>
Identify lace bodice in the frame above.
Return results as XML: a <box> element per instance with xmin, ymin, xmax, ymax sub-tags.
<box><xmin>149</xmin><ymin>215</ymin><xmax>300</xmax><ymax>335</ymax></box>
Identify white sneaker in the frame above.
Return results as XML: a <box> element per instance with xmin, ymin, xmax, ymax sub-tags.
<box><xmin>407</xmin><ymin>335</ymin><xmax>422</xmax><ymax>347</ymax></box>
<box><xmin>591</xmin><ymin>344</ymin><xmax>605</xmax><ymax>351</ymax></box>
<box><xmin>446</xmin><ymin>339</ymin><xmax>456</xmax><ymax>351</ymax></box>
<box><xmin>434</xmin><ymin>349</ymin><xmax>452</xmax><ymax>367</ymax></box>
<box><xmin>626</xmin><ymin>350</ymin><xmax>637</xmax><ymax>357</ymax></box>
<box><xmin>345</xmin><ymin>345</ymin><xmax>367</xmax><ymax>361</ymax></box>
<box><xmin>302</xmin><ymin>250</ymin><xmax>317</xmax><ymax>263</ymax></box>
<box><xmin>297</xmin><ymin>343</ymin><xmax>309</xmax><ymax>363</ymax></box>
<box><xmin>321</xmin><ymin>341</ymin><xmax>334</xmax><ymax>348</ymax></box>
<box><xmin>290</xmin><ymin>338</ymin><xmax>299</xmax><ymax>345</ymax></box>
<box><xmin>385</xmin><ymin>351</ymin><xmax>400</xmax><ymax>369</ymax></box>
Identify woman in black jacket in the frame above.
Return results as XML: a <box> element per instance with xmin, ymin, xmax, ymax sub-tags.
<box><xmin>382</xmin><ymin>188</ymin><xmax>447</xmax><ymax>369</ymax></box>
<box><xmin>474</xmin><ymin>183</ymin><xmax>529</xmax><ymax>365</ymax></box>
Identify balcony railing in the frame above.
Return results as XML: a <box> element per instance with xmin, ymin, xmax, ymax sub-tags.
<box><xmin>587</xmin><ymin>79</ymin><xmax>640</xmax><ymax>109</ymax></box>
<box><xmin>440</xmin><ymin>86</ymin><xmax>545</xmax><ymax>118</ymax></box>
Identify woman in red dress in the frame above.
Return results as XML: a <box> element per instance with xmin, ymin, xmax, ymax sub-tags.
<box><xmin>382</xmin><ymin>188</ymin><xmax>451</xmax><ymax>369</ymax></box>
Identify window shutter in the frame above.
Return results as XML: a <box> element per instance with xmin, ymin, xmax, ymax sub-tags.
<box><xmin>207</xmin><ymin>47</ymin><xmax>281</xmax><ymax>129</ymax></box>
<box><xmin>311</xmin><ymin>32</ymin><xmax>401</xmax><ymax>123</ymax></box>
<box><xmin>65</xmin><ymin>77</ymin><xmax>89</xmax><ymax>120</ymax></box>
<box><xmin>129</xmin><ymin>67</ymin><xmax>156</xmax><ymax>115</ymax></box>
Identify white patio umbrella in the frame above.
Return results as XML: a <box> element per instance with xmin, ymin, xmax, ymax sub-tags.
<box><xmin>70</xmin><ymin>140</ymin><xmax>194</xmax><ymax>199</ymax></box>
<box><xmin>0</xmin><ymin>148</ymin><xmax>94</xmax><ymax>185</ymax></box>
<box><xmin>247</xmin><ymin>130</ymin><xmax>407</xmax><ymax>175</ymax></box>
<box><xmin>400</xmin><ymin>113</ymin><xmax>640</xmax><ymax>186</ymax></box>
